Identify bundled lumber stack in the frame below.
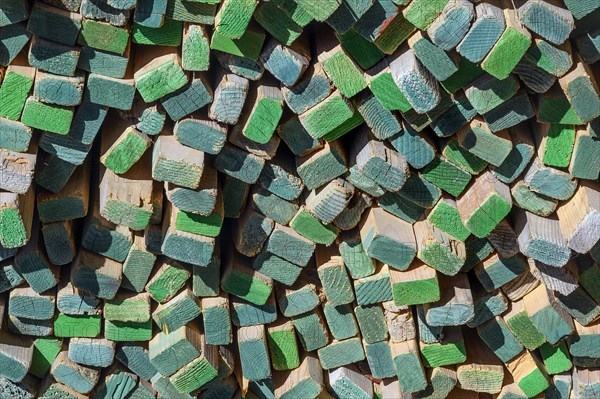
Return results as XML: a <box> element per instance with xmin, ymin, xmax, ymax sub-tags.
<box><xmin>0</xmin><ymin>0</ymin><xmax>599</xmax><ymax>398</ymax></box>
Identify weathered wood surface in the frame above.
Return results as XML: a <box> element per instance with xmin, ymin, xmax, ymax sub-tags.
<box><xmin>0</xmin><ymin>1</ymin><xmax>598</xmax><ymax>398</ymax></box>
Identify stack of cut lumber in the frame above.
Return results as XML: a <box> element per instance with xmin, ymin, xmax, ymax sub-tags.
<box><xmin>0</xmin><ymin>0</ymin><xmax>599</xmax><ymax>398</ymax></box>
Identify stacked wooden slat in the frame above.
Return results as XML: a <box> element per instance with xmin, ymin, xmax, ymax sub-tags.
<box><xmin>0</xmin><ymin>0</ymin><xmax>599</xmax><ymax>398</ymax></box>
